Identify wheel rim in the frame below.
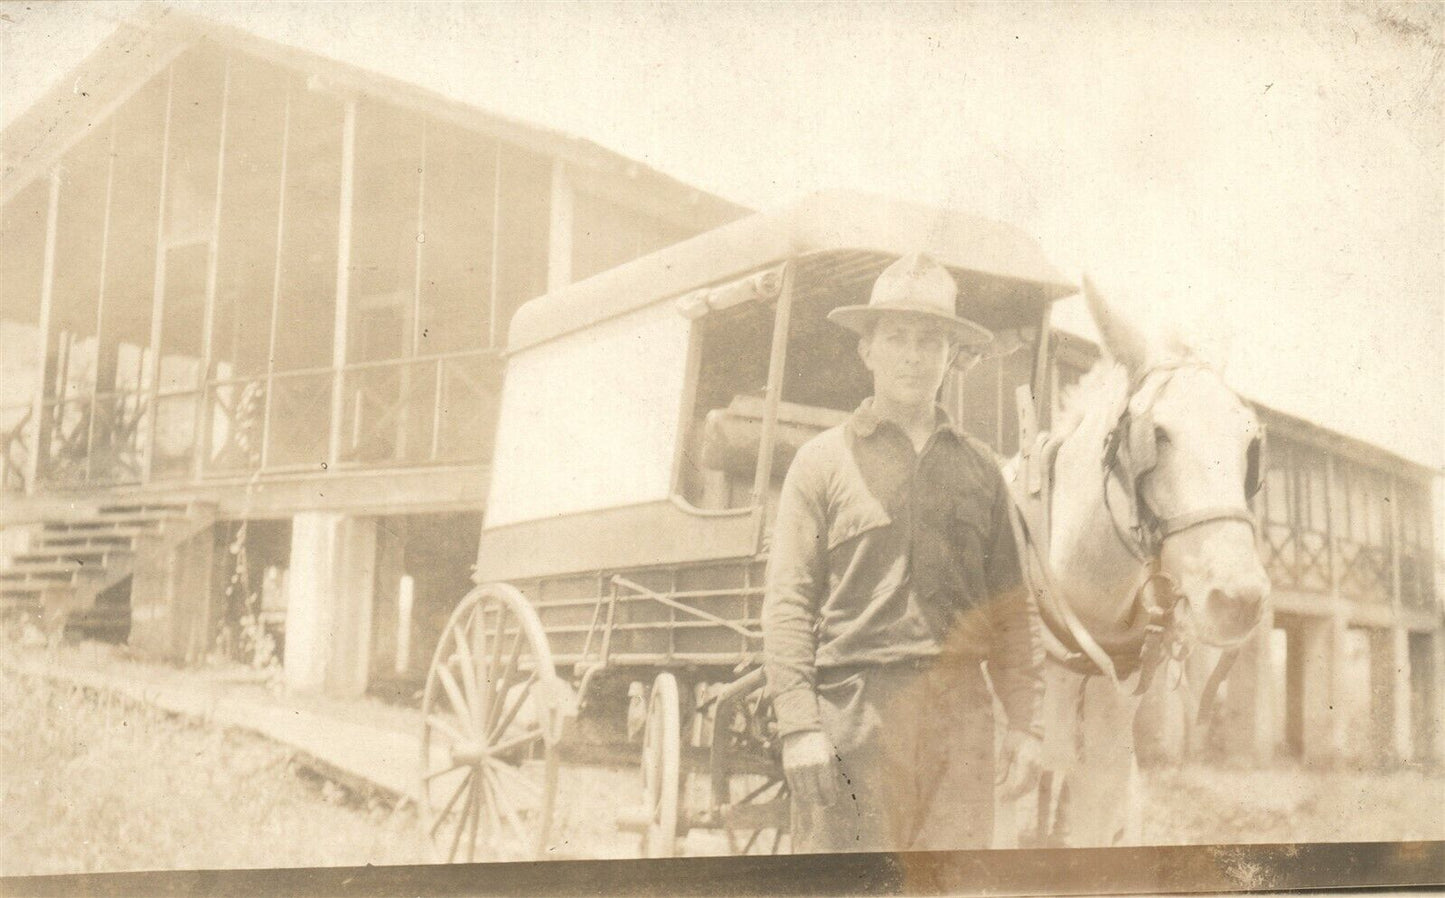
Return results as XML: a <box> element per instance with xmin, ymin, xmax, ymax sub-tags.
<box><xmin>419</xmin><ymin>583</ymin><xmax>566</xmax><ymax>862</ymax></box>
<box><xmin>640</xmin><ymin>672</ymin><xmax>681</xmax><ymax>858</ymax></box>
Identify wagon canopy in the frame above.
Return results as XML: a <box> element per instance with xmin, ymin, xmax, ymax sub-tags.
<box><xmin>478</xmin><ymin>191</ymin><xmax>1074</xmax><ymax>581</ymax></box>
<box><xmin>506</xmin><ymin>191</ymin><xmax>1073</xmax><ymax>355</ymax></box>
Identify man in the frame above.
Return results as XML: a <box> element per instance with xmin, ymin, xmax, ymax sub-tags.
<box><xmin>763</xmin><ymin>252</ymin><xmax>1044</xmax><ymax>853</ymax></box>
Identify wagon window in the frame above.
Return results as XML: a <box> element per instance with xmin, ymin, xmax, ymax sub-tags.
<box><xmin>676</xmin><ymin>299</ymin><xmax>775</xmax><ymax>510</ymax></box>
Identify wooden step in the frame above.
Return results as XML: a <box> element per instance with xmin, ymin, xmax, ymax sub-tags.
<box><xmin>2</xmin><ymin>587</ymin><xmax>46</xmax><ymax>605</ymax></box>
<box><xmin>10</xmin><ymin>549</ymin><xmax>128</xmax><ymax>568</ymax></box>
<box><xmin>96</xmin><ymin>502</ymin><xmax>197</xmax><ymax>517</ymax></box>
<box><xmin>0</xmin><ymin>567</ymin><xmax>106</xmax><ymax>586</ymax></box>
<box><xmin>33</xmin><ymin>533</ymin><xmax>139</xmax><ymax>550</ymax></box>
<box><xmin>42</xmin><ymin>519</ymin><xmax>165</xmax><ymax>535</ymax></box>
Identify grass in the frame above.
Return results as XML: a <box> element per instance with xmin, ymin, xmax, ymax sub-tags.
<box><xmin>1140</xmin><ymin>760</ymin><xmax>1445</xmax><ymax>845</ymax></box>
<box><xmin>0</xmin><ymin>662</ymin><xmax>431</xmax><ymax>876</ymax></box>
<box><xmin>2</xmin><ymin>643</ymin><xmax>1440</xmax><ymax>875</ymax></box>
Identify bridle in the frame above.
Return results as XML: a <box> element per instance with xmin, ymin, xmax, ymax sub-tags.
<box><xmin>1099</xmin><ymin>360</ymin><xmax>1265</xmax><ymax>696</ymax></box>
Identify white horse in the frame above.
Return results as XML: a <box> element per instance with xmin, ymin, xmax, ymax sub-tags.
<box><xmin>1006</xmin><ymin>277</ymin><xmax>1271</xmax><ymax>847</ymax></box>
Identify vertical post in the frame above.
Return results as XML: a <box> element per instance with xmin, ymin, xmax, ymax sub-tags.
<box><xmin>751</xmin><ymin>261</ymin><xmax>796</xmax><ymax>553</ymax></box>
<box><xmin>487</xmin><ymin>143</ymin><xmax>503</xmax><ymax>350</ymax></box>
<box><xmin>1031</xmin><ymin>303</ymin><xmax>1053</xmax><ymax>432</ymax></box>
<box><xmin>25</xmin><ymin>167</ymin><xmax>62</xmax><ymax>495</ymax></box>
<box><xmin>326</xmin><ymin>98</ymin><xmax>358</xmax><ymax>470</ymax></box>
<box><xmin>142</xmin><ymin>65</ymin><xmax>176</xmax><ymax>484</ymax></box>
<box><xmin>193</xmin><ymin>57</ymin><xmax>231</xmax><ymax>481</ymax></box>
<box><xmin>546</xmin><ymin>159</ymin><xmax>573</xmax><ymax>293</ymax></box>
<box><xmin>399</xmin><ymin>118</ymin><xmax>428</xmax><ymax>462</ymax></box>
<box><xmin>1387</xmin><ymin>475</ymin><xmax>1412</xmax><ymax>760</ymax></box>
<box><xmin>1323</xmin><ymin>452</ymin><xmax>1348</xmax><ymax>762</ymax></box>
<box><xmin>412</xmin><ymin>120</ymin><xmax>427</xmax><ymax>358</ymax></box>
<box><xmin>284</xmin><ymin>511</ymin><xmax>376</xmax><ymax>697</ymax></box>
<box><xmin>259</xmin><ymin>88</ymin><xmax>293</xmax><ymax>472</ymax></box>
<box><xmin>85</xmin><ymin>119</ymin><xmax>118</xmax><ymax>484</ymax></box>
<box><xmin>1325</xmin><ymin>453</ymin><xmax>1340</xmax><ymax>600</ymax></box>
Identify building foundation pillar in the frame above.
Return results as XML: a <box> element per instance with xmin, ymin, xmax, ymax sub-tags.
<box><xmin>1300</xmin><ymin>608</ymin><xmax>1347</xmax><ymax>765</ymax></box>
<box><xmin>284</xmin><ymin>511</ymin><xmax>376</xmax><ymax>697</ymax></box>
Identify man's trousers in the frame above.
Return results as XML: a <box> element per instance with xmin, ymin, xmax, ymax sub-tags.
<box><xmin>791</xmin><ymin>658</ymin><xmax>995</xmax><ymax>853</ymax></box>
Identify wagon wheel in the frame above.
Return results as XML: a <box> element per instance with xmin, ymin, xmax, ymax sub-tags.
<box><xmin>639</xmin><ymin>672</ymin><xmax>682</xmax><ymax>858</ymax></box>
<box><xmin>419</xmin><ymin>583</ymin><xmax>572</xmax><ymax>862</ymax></box>
<box><xmin>709</xmin><ymin>668</ymin><xmax>791</xmax><ymax>855</ymax></box>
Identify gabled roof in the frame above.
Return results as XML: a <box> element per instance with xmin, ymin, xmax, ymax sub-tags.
<box><xmin>0</xmin><ymin>6</ymin><xmax>748</xmax><ymax>230</ymax></box>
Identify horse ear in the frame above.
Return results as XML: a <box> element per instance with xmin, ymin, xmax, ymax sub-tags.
<box><xmin>1082</xmin><ymin>274</ymin><xmax>1150</xmax><ymax>374</ymax></box>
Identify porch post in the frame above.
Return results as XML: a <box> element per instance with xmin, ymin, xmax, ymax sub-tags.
<box><xmin>193</xmin><ymin>57</ymin><xmax>231</xmax><ymax>481</ymax></box>
<box><xmin>1386</xmin><ymin>475</ymin><xmax>1412</xmax><ymax>761</ymax></box>
<box><xmin>81</xmin><ymin>121</ymin><xmax>118</xmax><ymax>486</ymax></box>
<box><xmin>326</xmin><ymin>98</ymin><xmax>357</xmax><ymax>470</ymax></box>
<box><xmin>141</xmin><ymin>65</ymin><xmax>176</xmax><ymax>483</ymax></box>
<box><xmin>25</xmin><ymin>168</ymin><xmax>63</xmax><ymax>495</ymax></box>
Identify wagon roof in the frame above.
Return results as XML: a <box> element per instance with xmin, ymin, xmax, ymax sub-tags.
<box><xmin>507</xmin><ymin>191</ymin><xmax>1077</xmax><ymax>353</ymax></box>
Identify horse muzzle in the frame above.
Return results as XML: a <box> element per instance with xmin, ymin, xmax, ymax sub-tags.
<box><xmin>1190</xmin><ymin>578</ymin><xmax>1269</xmax><ymax>647</ymax></box>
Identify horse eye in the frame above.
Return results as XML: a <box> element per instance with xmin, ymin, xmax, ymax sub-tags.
<box><xmin>1154</xmin><ymin>426</ymin><xmax>1171</xmax><ymax>446</ymax></box>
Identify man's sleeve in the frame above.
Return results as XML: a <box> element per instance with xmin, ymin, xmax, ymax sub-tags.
<box><xmin>763</xmin><ymin>446</ymin><xmax>828</xmax><ymax>738</ymax></box>
<box><xmin>984</xmin><ymin>469</ymin><xmax>1045</xmax><ymax>739</ymax></box>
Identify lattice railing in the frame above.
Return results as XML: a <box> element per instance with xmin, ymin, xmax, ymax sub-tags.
<box><xmin>339</xmin><ymin>350</ymin><xmax>500</xmax><ymax>467</ymax></box>
<box><xmin>204</xmin><ymin>377</ymin><xmax>266</xmax><ymax>476</ymax></box>
<box><xmin>1263</xmin><ymin>522</ymin><xmax>1331</xmax><ymax>594</ymax></box>
<box><xmin>0</xmin><ymin>405</ymin><xmax>31</xmax><ymax>494</ymax></box>
<box><xmin>36</xmin><ymin>391</ymin><xmax>150</xmax><ymax>488</ymax></box>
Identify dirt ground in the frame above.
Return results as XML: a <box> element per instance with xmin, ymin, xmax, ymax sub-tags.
<box><xmin>1</xmin><ymin>649</ymin><xmax>1441</xmax><ymax>876</ymax></box>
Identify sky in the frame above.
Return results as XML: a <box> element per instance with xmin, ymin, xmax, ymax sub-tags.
<box><xmin>1</xmin><ymin>1</ymin><xmax>1441</xmax><ymax>469</ymax></box>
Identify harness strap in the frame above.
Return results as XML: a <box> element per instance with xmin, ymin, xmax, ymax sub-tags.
<box><xmin>1195</xmin><ymin>647</ymin><xmax>1240</xmax><ymax>728</ymax></box>
<box><xmin>1005</xmin><ymin>455</ymin><xmax>1124</xmax><ymax>688</ymax></box>
<box><xmin>1155</xmin><ymin>505</ymin><xmax>1256</xmax><ymax>539</ymax></box>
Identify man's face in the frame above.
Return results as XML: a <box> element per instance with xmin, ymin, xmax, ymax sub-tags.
<box><xmin>858</xmin><ymin>315</ymin><xmax>956</xmax><ymax>408</ymax></box>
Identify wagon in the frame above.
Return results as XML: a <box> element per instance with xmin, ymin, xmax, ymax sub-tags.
<box><xmin>416</xmin><ymin>192</ymin><xmax>1075</xmax><ymax>861</ymax></box>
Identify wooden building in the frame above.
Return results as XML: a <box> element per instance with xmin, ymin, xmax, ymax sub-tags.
<box><xmin>0</xmin><ymin>12</ymin><xmax>743</xmax><ymax>696</ymax></box>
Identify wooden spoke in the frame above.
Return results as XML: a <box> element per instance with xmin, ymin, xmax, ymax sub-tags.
<box><xmin>419</xmin><ymin>584</ymin><xmax>568</xmax><ymax>863</ymax></box>
<box><xmin>491</xmin><ymin>726</ymin><xmax>545</xmax><ymax>758</ymax></box>
<box><xmin>451</xmin><ymin>618</ymin><xmax>484</xmax><ymax>733</ymax></box>
<box><xmin>488</xmin><ymin>673</ymin><xmax>537</xmax><ymax>743</ymax></box>
<box><xmin>425</xmin><ymin>713</ymin><xmax>468</xmax><ymax>747</ymax></box>
<box><xmin>424</xmin><ymin>760</ymin><xmax>467</xmax><ymax>782</ymax></box>
<box><xmin>483</xmin><ymin>765</ymin><xmax>531</xmax><ymax>850</ymax></box>
<box><xmin>429</xmin><ymin>769</ymin><xmax>473</xmax><ymax>839</ymax></box>
<box><xmin>486</xmin><ymin>611</ymin><xmax>508</xmax><ymax>696</ymax></box>
<box><xmin>486</xmin><ymin>629</ymin><xmax>526</xmax><ymax>736</ymax></box>
<box><xmin>447</xmin><ymin>770</ymin><xmax>477</xmax><ymax>861</ymax></box>
<box><xmin>435</xmin><ymin>661</ymin><xmax>474</xmax><ymax>737</ymax></box>
<box><xmin>489</xmin><ymin>761</ymin><xmax>544</xmax><ymax>805</ymax></box>
<box><xmin>477</xmin><ymin>766</ymin><xmax>504</xmax><ymax>851</ymax></box>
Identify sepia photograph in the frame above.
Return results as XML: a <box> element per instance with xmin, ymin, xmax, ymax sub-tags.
<box><xmin>0</xmin><ymin>1</ymin><xmax>1441</xmax><ymax>894</ymax></box>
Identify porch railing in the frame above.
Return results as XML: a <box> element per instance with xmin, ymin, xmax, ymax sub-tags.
<box><xmin>195</xmin><ymin>349</ymin><xmax>499</xmax><ymax>480</ymax></box>
<box><xmin>36</xmin><ymin>391</ymin><xmax>150</xmax><ymax>489</ymax></box>
<box><xmin>1</xmin><ymin>404</ymin><xmax>32</xmax><ymax>494</ymax></box>
<box><xmin>338</xmin><ymin>350</ymin><xmax>500</xmax><ymax>468</ymax></box>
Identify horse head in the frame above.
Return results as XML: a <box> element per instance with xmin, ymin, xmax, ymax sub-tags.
<box><xmin>1083</xmin><ymin>276</ymin><xmax>1270</xmax><ymax>648</ymax></box>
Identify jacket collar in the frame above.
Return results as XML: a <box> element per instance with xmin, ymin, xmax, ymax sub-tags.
<box><xmin>850</xmin><ymin>397</ymin><xmax>964</xmax><ymax>441</ymax></box>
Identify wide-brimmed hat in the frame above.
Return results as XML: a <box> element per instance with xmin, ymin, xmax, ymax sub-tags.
<box><xmin>827</xmin><ymin>252</ymin><xmax>994</xmax><ymax>349</ymax></box>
